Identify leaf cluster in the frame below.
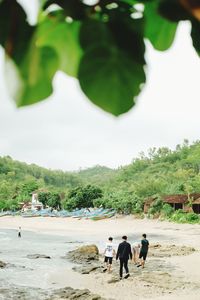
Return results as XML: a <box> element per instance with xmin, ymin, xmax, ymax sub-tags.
<box><xmin>0</xmin><ymin>0</ymin><xmax>200</xmax><ymax>115</ymax></box>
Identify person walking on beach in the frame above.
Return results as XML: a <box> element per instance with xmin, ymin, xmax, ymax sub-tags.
<box><xmin>103</xmin><ymin>237</ymin><xmax>115</xmax><ymax>273</ymax></box>
<box><xmin>116</xmin><ymin>236</ymin><xmax>132</xmax><ymax>279</ymax></box>
<box><xmin>18</xmin><ymin>226</ymin><xmax>21</xmax><ymax>238</ymax></box>
<box><xmin>137</xmin><ymin>233</ymin><xmax>149</xmax><ymax>268</ymax></box>
<box><xmin>132</xmin><ymin>240</ymin><xmax>140</xmax><ymax>265</ymax></box>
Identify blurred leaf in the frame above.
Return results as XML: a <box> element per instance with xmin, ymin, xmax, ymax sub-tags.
<box><xmin>191</xmin><ymin>20</ymin><xmax>200</xmax><ymax>56</ymax></box>
<box><xmin>109</xmin><ymin>17</ymin><xmax>145</xmax><ymax>65</ymax></box>
<box><xmin>0</xmin><ymin>0</ymin><xmax>34</xmax><ymax>64</ymax></box>
<box><xmin>144</xmin><ymin>1</ymin><xmax>178</xmax><ymax>50</ymax></box>
<box><xmin>5</xmin><ymin>44</ymin><xmax>59</xmax><ymax>107</ymax></box>
<box><xmin>80</xmin><ymin>19</ymin><xmax>112</xmax><ymax>50</ymax></box>
<box><xmin>180</xmin><ymin>0</ymin><xmax>200</xmax><ymax>21</ymax></box>
<box><xmin>37</xmin><ymin>11</ymin><xmax>83</xmax><ymax>77</ymax></box>
<box><xmin>158</xmin><ymin>0</ymin><xmax>189</xmax><ymax>22</ymax></box>
<box><xmin>79</xmin><ymin>19</ymin><xmax>145</xmax><ymax>116</ymax></box>
<box><xmin>43</xmin><ymin>0</ymin><xmax>86</xmax><ymax>20</ymax></box>
<box><xmin>0</xmin><ymin>0</ymin><xmax>59</xmax><ymax>106</ymax></box>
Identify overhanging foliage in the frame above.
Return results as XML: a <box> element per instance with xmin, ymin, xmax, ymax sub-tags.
<box><xmin>0</xmin><ymin>0</ymin><xmax>200</xmax><ymax>115</ymax></box>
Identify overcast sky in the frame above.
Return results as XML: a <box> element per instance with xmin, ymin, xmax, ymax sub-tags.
<box><xmin>0</xmin><ymin>4</ymin><xmax>200</xmax><ymax>171</ymax></box>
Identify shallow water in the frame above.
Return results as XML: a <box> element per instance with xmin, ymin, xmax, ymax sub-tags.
<box><xmin>0</xmin><ymin>228</ymin><xmax>123</xmax><ymax>292</ymax></box>
<box><xmin>0</xmin><ymin>229</ymin><xmax>86</xmax><ymax>290</ymax></box>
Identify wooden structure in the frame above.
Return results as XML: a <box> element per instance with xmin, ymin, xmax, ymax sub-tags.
<box><xmin>144</xmin><ymin>193</ymin><xmax>200</xmax><ymax>214</ymax></box>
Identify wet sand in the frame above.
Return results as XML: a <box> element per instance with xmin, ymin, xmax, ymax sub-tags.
<box><xmin>0</xmin><ymin>216</ymin><xmax>200</xmax><ymax>299</ymax></box>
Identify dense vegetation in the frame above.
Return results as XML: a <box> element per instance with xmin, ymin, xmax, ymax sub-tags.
<box><xmin>1</xmin><ymin>139</ymin><xmax>200</xmax><ymax>222</ymax></box>
<box><xmin>1</xmin><ymin>0</ymin><xmax>200</xmax><ymax>115</ymax></box>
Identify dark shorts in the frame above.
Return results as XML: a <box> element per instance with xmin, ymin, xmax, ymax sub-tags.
<box><xmin>139</xmin><ymin>251</ymin><xmax>148</xmax><ymax>261</ymax></box>
<box><xmin>104</xmin><ymin>256</ymin><xmax>113</xmax><ymax>264</ymax></box>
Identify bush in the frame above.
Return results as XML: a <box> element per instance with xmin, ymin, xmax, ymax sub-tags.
<box><xmin>160</xmin><ymin>204</ymin><xmax>174</xmax><ymax>218</ymax></box>
<box><xmin>132</xmin><ymin>200</ymin><xmax>143</xmax><ymax>214</ymax></box>
<box><xmin>148</xmin><ymin>198</ymin><xmax>164</xmax><ymax>216</ymax></box>
<box><xmin>63</xmin><ymin>197</ymin><xmax>77</xmax><ymax>211</ymax></box>
<box><xmin>63</xmin><ymin>185</ymin><xmax>103</xmax><ymax>210</ymax></box>
<box><xmin>185</xmin><ymin>212</ymin><xmax>200</xmax><ymax>223</ymax></box>
<box><xmin>93</xmin><ymin>197</ymin><xmax>108</xmax><ymax>208</ymax></box>
<box><xmin>170</xmin><ymin>210</ymin><xmax>186</xmax><ymax>223</ymax></box>
<box><xmin>169</xmin><ymin>210</ymin><xmax>200</xmax><ymax>224</ymax></box>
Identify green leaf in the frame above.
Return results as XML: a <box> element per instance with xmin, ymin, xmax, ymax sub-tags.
<box><xmin>5</xmin><ymin>44</ymin><xmax>59</xmax><ymax>107</ymax></box>
<box><xmin>158</xmin><ymin>0</ymin><xmax>189</xmax><ymax>22</ymax></box>
<box><xmin>191</xmin><ymin>20</ymin><xmax>200</xmax><ymax>56</ymax></box>
<box><xmin>80</xmin><ymin>19</ymin><xmax>112</xmax><ymax>50</ymax></box>
<box><xmin>109</xmin><ymin>17</ymin><xmax>145</xmax><ymax>65</ymax></box>
<box><xmin>79</xmin><ymin>19</ymin><xmax>146</xmax><ymax>116</ymax></box>
<box><xmin>144</xmin><ymin>1</ymin><xmax>178</xmax><ymax>51</ymax></box>
<box><xmin>37</xmin><ymin>11</ymin><xmax>83</xmax><ymax>77</ymax></box>
<box><xmin>0</xmin><ymin>0</ymin><xmax>34</xmax><ymax>64</ymax></box>
<box><xmin>0</xmin><ymin>0</ymin><xmax>59</xmax><ymax>107</ymax></box>
<box><xmin>43</xmin><ymin>0</ymin><xmax>86</xmax><ymax>20</ymax></box>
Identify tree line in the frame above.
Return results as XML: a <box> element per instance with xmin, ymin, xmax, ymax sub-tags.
<box><xmin>1</xmin><ymin>140</ymin><xmax>200</xmax><ymax>223</ymax></box>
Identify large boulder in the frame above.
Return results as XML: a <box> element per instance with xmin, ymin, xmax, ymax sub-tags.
<box><xmin>67</xmin><ymin>244</ymin><xmax>99</xmax><ymax>263</ymax></box>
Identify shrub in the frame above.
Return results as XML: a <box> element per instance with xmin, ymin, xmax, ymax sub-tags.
<box><xmin>63</xmin><ymin>197</ymin><xmax>77</xmax><ymax>211</ymax></box>
<box><xmin>161</xmin><ymin>204</ymin><xmax>174</xmax><ymax>218</ymax></box>
<box><xmin>64</xmin><ymin>185</ymin><xmax>103</xmax><ymax>210</ymax></box>
<box><xmin>185</xmin><ymin>212</ymin><xmax>200</xmax><ymax>223</ymax></box>
<box><xmin>168</xmin><ymin>210</ymin><xmax>200</xmax><ymax>224</ymax></box>
<box><xmin>170</xmin><ymin>210</ymin><xmax>186</xmax><ymax>223</ymax></box>
<box><xmin>148</xmin><ymin>198</ymin><xmax>164</xmax><ymax>216</ymax></box>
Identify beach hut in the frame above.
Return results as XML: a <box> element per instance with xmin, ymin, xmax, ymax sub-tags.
<box><xmin>144</xmin><ymin>193</ymin><xmax>200</xmax><ymax>214</ymax></box>
<box><xmin>163</xmin><ymin>193</ymin><xmax>200</xmax><ymax>213</ymax></box>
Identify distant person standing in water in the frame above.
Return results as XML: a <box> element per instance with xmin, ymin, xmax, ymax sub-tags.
<box><xmin>137</xmin><ymin>233</ymin><xmax>149</xmax><ymax>268</ymax></box>
<box><xmin>18</xmin><ymin>226</ymin><xmax>21</xmax><ymax>238</ymax></box>
<box><xmin>116</xmin><ymin>236</ymin><xmax>132</xmax><ymax>279</ymax></box>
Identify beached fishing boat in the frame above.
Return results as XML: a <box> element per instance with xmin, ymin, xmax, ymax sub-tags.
<box><xmin>90</xmin><ymin>210</ymin><xmax>115</xmax><ymax>221</ymax></box>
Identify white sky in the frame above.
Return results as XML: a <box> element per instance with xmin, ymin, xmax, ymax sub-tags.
<box><xmin>0</xmin><ymin>3</ymin><xmax>200</xmax><ymax>171</ymax></box>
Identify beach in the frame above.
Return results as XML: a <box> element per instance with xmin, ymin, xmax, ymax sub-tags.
<box><xmin>0</xmin><ymin>216</ymin><xmax>200</xmax><ymax>299</ymax></box>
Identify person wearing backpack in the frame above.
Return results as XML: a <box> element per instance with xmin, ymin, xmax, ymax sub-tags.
<box><xmin>116</xmin><ymin>236</ymin><xmax>132</xmax><ymax>279</ymax></box>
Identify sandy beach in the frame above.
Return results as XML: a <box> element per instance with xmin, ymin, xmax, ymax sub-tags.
<box><xmin>0</xmin><ymin>215</ymin><xmax>200</xmax><ymax>299</ymax></box>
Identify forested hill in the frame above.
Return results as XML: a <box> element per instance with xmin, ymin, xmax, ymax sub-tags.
<box><xmin>77</xmin><ymin>165</ymin><xmax>115</xmax><ymax>185</ymax></box>
<box><xmin>0</xmin><ymin>156</ymin><xmax>115</xmax><ymax>189</ymax></box>
<box><xmin>1</xmin><ymin>140</ymin><xmax>200</xmax><ymax>212</ymax></box>
<box><xmin>118</xmin><ymin>139</ymin><xmax>200</xmax><ymax>197</ymax></box>
<box><xmin>0</xmin><ymin>156</ymin><xmax>81</xmax><ymax>188</ymax></box>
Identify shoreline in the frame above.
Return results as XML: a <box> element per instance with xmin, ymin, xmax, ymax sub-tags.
<box><xmin>0</xmin><ymin>216</ymin><xmax>200</xmax><ymax>299</ymax></box>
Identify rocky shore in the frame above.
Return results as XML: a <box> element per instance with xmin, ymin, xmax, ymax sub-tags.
<box><xmin>63</xmin><ymin>243</ymin><xmax>199</xmax><ymax>298</ymax></box>
<box><xmin>4</xmin><ymin>242</ymin><xmax>195</xmax><ymax>299</ymax></box>
<box><xmin>1</xmin><ymin>217</ymin><xmax>200</xmax><ymax>300</ymax></box>
<box><xmin>0</xmin><ymin>284</ymin><xmax>106</xmax><ymax>300</ymax></box>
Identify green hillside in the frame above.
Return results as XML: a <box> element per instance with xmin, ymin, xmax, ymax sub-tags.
<box><xmin>1</xmin><ymin>140</ymin><xmax>200</xmax><ymax>221</ymax></box>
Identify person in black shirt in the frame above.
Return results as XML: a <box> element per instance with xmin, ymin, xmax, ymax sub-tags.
<box><xmin>137</xmin><ymin>233</ymin><xmax>149</xmax><ymax>268</ymax></box>
<box><xmin>116</xmin><ymin>236</ymin><xmax>132</xmax><ymax>279</ymax></box>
